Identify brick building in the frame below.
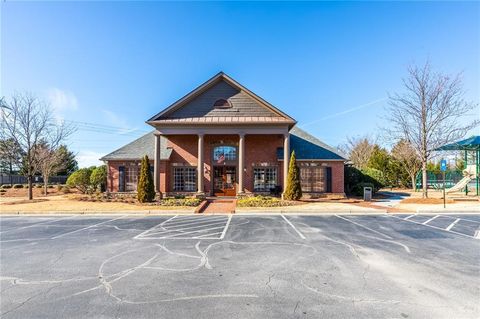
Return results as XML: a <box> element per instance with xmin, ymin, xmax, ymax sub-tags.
<box><xmin>101</xmin><ymin>72</ymin><xmax>346</xmax><ymax>197</ymax></box>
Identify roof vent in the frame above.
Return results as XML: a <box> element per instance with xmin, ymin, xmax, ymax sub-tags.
<box><xmin>213</xmin><ymin>98</ymin><xmax>231</xmax><ymax>109</ymax></box>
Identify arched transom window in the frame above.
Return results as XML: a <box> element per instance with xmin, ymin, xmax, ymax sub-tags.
<box><xmin>213</xmin><ymin>146</ymin><xmax>237</xmax><ymax>162</ymax></box>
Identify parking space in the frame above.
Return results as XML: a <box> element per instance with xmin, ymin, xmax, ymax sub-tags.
<box><xmin>390</xmin><ymin>213</ymin><xmax>480</xmax><ymax>238</ymax></box>
<box><xmin>135</xmin><ymin>215</ymin><xmax>232</xmax><ymax>240</ymax></box>
<box><xmin>1</xmin><ymin>213</ymin><xmax>479</xmax><ymax>318</ymax></box>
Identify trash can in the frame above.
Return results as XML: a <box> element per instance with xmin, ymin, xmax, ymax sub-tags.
<box><xmin>363</xmin><ymin>187</ymin><xmax>372</xmax><ymax>201</ymax></box>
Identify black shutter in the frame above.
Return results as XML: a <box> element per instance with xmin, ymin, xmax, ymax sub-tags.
<box><xmin>326</xmin><ymin>167</ymin><xmax>332</xmax><ymax>193</ymax></box>
<box><xmin>119</xmin><ymin>166</ymin><xmax>125</xmax><ymax>192</ymax></box>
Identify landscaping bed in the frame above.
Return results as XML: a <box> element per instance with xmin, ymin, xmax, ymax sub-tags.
<box><xmin>236</xmin><ymin>195</ymin><xmax>298</xmax><ymax>207</ymax></box>
<box><xmin>0</xmin><ymin>184</ymin><xmax>75</xmax><ymax>197</ymax></box>
<box><xmin>75</xmin><ymin>193</ymin><xmax>201</xmax><ymax>207</ymax></box>
<box><xmin>400</xmin><ymin>197</ymin><xmax>455</xmax><ymax>204</ymax></box>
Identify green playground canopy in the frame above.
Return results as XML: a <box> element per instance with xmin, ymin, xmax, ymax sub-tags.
<box><xmin>435</xmin><ymin>136</ymin><xmax>480</xmax><ymax>151</ymax></box>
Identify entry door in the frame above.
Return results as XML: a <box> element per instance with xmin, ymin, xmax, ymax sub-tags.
<box><xmin>213</xmin><ymin>166</ymin><xmax>236</xmax><ymax>196</ymax></box>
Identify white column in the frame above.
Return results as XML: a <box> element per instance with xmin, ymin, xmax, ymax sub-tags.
<box><xmin>154</xmin><ymin>133</ymin><xmax>161</xmax><ymax>194</ymax></box>
<box><xmin>197</xmin><ymin>134</ymin><xmax>204</xmax><ymax>194</ymax></box>
<box><xmin>238</xmin><ymin>133</ymin><xmax>245</xmax><ymax>194</ymax></box>
<box><xmin>283</xmin><ymin>133</ymin><xmax>290</xmax><ymax>195</ymax></box>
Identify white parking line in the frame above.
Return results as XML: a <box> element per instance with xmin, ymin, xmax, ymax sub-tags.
<box><xmin>148</xmin><ymin>220</ymin><xmax>228</xmax><ymax>235</ymax></box>
<box><xmin>281</xmin><ymin>214</ymin><xmax>306</xmax><ymax>239</ymax></box>
<box><xmin>133</xmin><ymin>215</ymin><xmax>177</xmax><ymax>239</ymax></box>
<box><xmin>163</xmin><ymin>217</ymin><xmax>227</xmax><ymax>228</ymax></box>
<box><xmin>134</xmin><ymin>215</ymin><xmax>230</xmax><ymax>240</ymax></box>
<box><xmin>0</xmin><ymin>215</ymin><xmax>79</xmax><ymax>234</ymax></box>
<box><xmin>390</xmin><ymin>215</ymin><xmax>476</xmax><ymax>239</ymax></box>
<box><xmin>446</xmin><ymin>218</ymin><xmax>460</xmax><ymax>231</ymax></box>
<box><xmin>51</xmin><ymin>216</ymin><xmax>126</xmax><ymax>239</ymax></box>
<box><xmin>404</xmin><ymin>214</ymin><xmax>416</xmax><ymax>220</ymax></box>
<box><xmin>422</xmin><ymin>215</ymin><xmax>440</xmax><ymax>225</ymax></box>
<box><xmin>148</xmin><ymin>225</ymin><xmax>227</xmax><ymax>239</ymax></box>
<box><xmin>220</xmin><ymin>215</ymin><xmax>232</xmax><ymax>239</ymax></box>
<box><xmin>194</xmin><ymin>231</ymin><xmax>223</xmax><ymax>239</ymax></box>
<box><xmin>443</xmin><ymin>216</ymin><xmax>480</xmax><ymax>224</ymax></box>
<box><xmin>165</xmin><ymin>215</ymin><xmax>221</xmax><ymax>224</ymax></box>
<box><xmin>335</xmin><ymin>215</ymin><xmax>392</xmax><ymax>239</ymax></box>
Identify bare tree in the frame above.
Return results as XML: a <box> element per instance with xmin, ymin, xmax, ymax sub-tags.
<box><xmin>0</xmin><ymin>93</ymin><xmax>74</xmax><ymax>200</ymax></box>
<box><xmin>391</xmin><ymin>139</ymin><xmax>422</xmax><ymax>191</ymax></box>
<box><xmin>386</xmin><ymin>62</ymin><xmax>478</xmax><ymax>198</ymax></box>
<box><xmin>36</xmin><ymin>144</ymin><xmax>66</xmax><ymax>196</ymax></box>
<box><xmin>339</xmin><ymin>136</ymin><xmax>376</xmax><ymax>169</ymax></box>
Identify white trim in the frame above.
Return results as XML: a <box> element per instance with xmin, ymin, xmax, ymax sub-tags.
<box><xmin>154</xmin><ymin>126</ymin><xmax>289</xmax><ymax>135</ymax></box>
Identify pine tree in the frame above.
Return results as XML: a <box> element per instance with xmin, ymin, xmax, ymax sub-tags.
<box><xmin>137</xmin><ymin>155</ymin><xmax>155</xmax><ymax>203</ymax></box>
<box><xmin>284</xmin><ymin>151</ymin><xmax>302</xmax><ymax>200</ymax></box>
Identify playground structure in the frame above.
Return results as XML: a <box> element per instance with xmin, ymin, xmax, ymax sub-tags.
<box><xmin>445</xmin><ymin>165</ymin><xmax>477</xmax><ymax>194</ymax></box>
<box><xmin>435</xmin><ymin>136</ymin><xmax>480</xmax><ymax>196</ymax></box>
<box><xmin>415</xmin><ymin>169</ymin><xmax>464</xmax><ymax>190</ymax></box>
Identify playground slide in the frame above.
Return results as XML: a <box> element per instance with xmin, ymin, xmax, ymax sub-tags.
<box><xmin>446</xmin><ymin>176</ymin><xmax>472</xmax><ymax>193</ymax></box>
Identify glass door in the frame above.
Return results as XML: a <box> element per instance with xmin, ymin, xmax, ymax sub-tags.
<box><xmin>213</xmin><ymin>166</ymin><xmax>236</xmax><ymax>196</ymax></box>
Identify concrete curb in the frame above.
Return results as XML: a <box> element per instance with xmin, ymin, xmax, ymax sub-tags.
<box><xmin>415</xmin><ymin>209</ymin><xmax>480</xmax><ymax>214</ymax></box>
<box><xmin>0</xmin><ymin>210</ymin><xmax>392</xmax><ymax>217</ymax></box>
<box><xmin>0</xmin><ymin>209</ymin><xmax>196</xmax><ymax>216</ymax></box>
<box><xmin>234</xmin><ymin>210</ymin><xmax>389</xmax><ymax>215</ymax></box>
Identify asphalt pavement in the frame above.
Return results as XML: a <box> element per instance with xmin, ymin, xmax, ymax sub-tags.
<box><xmin>1</xmin><ymin>213</ymin><xmax>479</xmax><ymax>318</ymax></box>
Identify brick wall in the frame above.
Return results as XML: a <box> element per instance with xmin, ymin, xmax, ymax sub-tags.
<box><xmin>107</xmin><ymin>134</ymin><xmax>344</xmax><ymax>195</ymax></box>
<box><xmin>106</xmin><ymin>160</ymin><xmax>167</xmax><ymax>193</ymax></box>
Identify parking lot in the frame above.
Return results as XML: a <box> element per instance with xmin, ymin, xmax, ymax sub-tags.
<box><xmin>1</xmin><ymin>213</ymin><xmax>479</xmax><ymax>318</ymax></box>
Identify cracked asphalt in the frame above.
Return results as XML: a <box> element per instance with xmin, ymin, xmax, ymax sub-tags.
<box><xmin>0</xmin><ymin>213</ymin><xmax>479</xmax><ymax>319</ymax></box>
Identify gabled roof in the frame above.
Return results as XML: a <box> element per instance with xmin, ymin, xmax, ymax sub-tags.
<box><xmin>100</xmin><ymin>131</ymin><xmax>172</xmax><ymax>161</ymax></box>
<box><xmin>147</xmin><ymin>72</ymin><xmax>296</xmax><ymax>127</ymax></box>
<box><xmin>277</xmin><ymin>126</ymin><xmax>347</xmax><ymax>161</ymax></box>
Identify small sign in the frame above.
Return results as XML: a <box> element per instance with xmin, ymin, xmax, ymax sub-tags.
<box><xmin>440</xmin><ymin>159</ymin><xmax>447</xmax><ymax>172</ymax></box>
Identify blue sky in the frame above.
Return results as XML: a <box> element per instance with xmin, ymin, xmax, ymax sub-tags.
<box><xmin>2</xmin><ymin>1</ymin><xmax>479</xmax><ymax>167</ymax></box>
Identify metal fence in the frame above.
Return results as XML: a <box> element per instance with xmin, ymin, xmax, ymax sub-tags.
<box><xmin>0</xmin><ymin>175</ymin><xmax>68</xmax><ymax>185</ymax></box>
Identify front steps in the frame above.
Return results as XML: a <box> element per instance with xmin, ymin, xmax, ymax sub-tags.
<box><xmin>196</xmin><ymin>198</ymin><xmax>236</xmax><ymax>214</ymax></box>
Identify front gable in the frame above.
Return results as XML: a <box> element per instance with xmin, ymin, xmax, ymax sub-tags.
<box><xmin>165</xmin><ymin>80</ymin><xmax>280</xmax><ymax>119</ymax></box>
<box><xmin>147</xmin><ymin>72</ymin><xmax>296</xmax><ymax>126</ymax></box>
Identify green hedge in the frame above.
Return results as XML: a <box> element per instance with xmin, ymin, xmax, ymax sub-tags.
<box><xmin>344</xmin><ymin>166</ymin><xmax>383</xmax><ymax>196</ymax></box>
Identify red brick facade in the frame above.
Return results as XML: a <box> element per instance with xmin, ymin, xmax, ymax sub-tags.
<box><xmin>103</xmin><ymin>73</ymin><xmax>345</xmax><ymax>197</ymax></box>
<box><xmin>106</xmin><ymin>134</ymin><xmax>344</xmax><ymax>195</ymax></box>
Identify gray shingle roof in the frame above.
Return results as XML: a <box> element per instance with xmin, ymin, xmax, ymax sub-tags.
<box><xmin>100</xmin><ymin>131</ymin><xmax>172</xmax><ymax>161</ymax></box>
<box><xmin>148</xmin><ymin>72</ymin><xmax>296</xmax><ymax>127</ymax></box>
<box><xmin>277</xmin><ymin>126</ymin><xmax>347</xmax><ymax>161</ymax></box>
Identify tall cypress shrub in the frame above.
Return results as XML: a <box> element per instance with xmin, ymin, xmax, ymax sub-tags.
<box><xmin>284</xmin><ymin>151</ymin><xmax>302</xmax><ymax>200</ymax></box>
<box><xmin>137</xmin><ymin>155</ymin><xmax>155</xmax><ymax>203</ymax></box>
